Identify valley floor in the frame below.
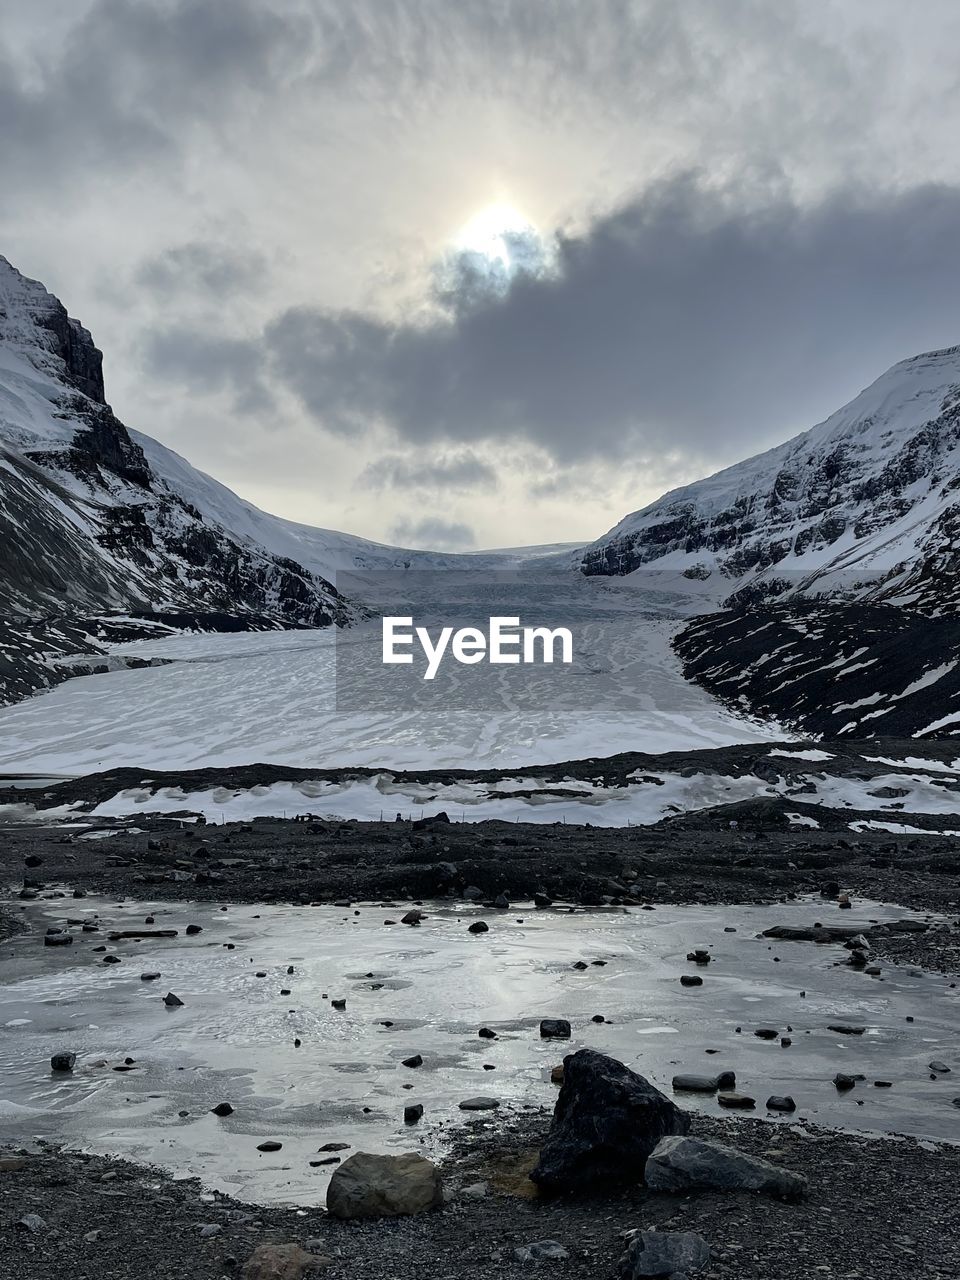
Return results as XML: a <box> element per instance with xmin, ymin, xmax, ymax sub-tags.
<box><xmin>2</xmin><ymin>815</ymin><xmax>960</xmax><ymax>1279</ymax></box>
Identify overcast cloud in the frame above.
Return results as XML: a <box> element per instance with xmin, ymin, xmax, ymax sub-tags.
<box><xmin>3</xmin><ymin>0</ymin><xmax>960</xmax><ymax>549</ymax></box>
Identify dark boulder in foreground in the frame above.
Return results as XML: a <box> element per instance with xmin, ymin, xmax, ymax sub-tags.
<box><xmin>645</xmin><ymin>1135</ymin><xmax>806</xmax><ymax>1199</ymax></box>
<box><xmin>530</xmin><ymin>1050</ymin><xmax>689</xmax><ymax>1191</ymax></box>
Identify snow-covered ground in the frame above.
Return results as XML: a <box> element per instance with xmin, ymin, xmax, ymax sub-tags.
<box><xmin>0</xmin><ymin>576</ymin><xmax>786</xmax><ymax>777</ymax></box>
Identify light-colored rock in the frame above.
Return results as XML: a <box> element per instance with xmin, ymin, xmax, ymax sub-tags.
<box><xmin>326</xmin><ymin>1151</ymin><xmax>442</xmax><ymax>1220</ymax></box>
<box><xmin>645</xmin><ymin>1135</ymin><xmax>806</xmax><ymax>1199</ymax></box>
<box><xmin>515</xmin><ymin>1239</ymin><xmax>569</xmax><ymax>1261</ymax></box>
<box><xmin>242</xmin><ymin>1243</ymin><xmax>327</xmax><ymax>1279</ymax></box>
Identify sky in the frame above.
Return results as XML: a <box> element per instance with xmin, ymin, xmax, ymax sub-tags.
<box><xmin>3</xmin><ymin>0</ymin><xmax>960</xmax><ymax>552</ymax></box>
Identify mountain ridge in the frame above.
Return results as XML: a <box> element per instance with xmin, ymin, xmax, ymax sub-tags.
<box><xmin>581</xmin><ymin>344</ymin><xmax>960</xmax><ymax>613</ymax></box>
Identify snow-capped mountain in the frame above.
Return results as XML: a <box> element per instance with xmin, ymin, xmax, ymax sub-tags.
<box><xmin>582</xmin><ymin>346</ymin><xmax>960</xmax><ymax>612</ymax></box>
<box><xmin>0</xmin><ymin>255</ymin><xmax>457</xmax><ymax>625</ymax></box>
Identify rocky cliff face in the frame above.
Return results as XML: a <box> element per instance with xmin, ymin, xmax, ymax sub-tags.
<box><xmin>582</xmin><ymin>347</ymin><xmax>960</xmax><ymax>613</ymax></box>
<box><xmin>0</xmin><ymin>255</ymin><xmax>352</xmax><ymax>627</ymax></box>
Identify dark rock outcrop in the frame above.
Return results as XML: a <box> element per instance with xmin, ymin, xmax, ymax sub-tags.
<box><xmin>530</xmin><ymin>1050</ymin><xmax>689</xmax><ymax>1191</ymax></box>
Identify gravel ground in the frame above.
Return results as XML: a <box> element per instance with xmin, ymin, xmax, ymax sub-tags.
<box><xmin>3</xmin><ymin>1109</ymin><xmax>959</xmax><ymax>1280</ymax></box>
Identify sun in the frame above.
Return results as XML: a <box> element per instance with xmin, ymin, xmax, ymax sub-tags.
<box><xmin>453</xmin><ymin>202</ymin><xmax>537</xmax><ymax>268</ymax></box>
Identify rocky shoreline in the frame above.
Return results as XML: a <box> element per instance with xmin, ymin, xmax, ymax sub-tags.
<box><xmin>3</xmin><ymin>1104</ymin><xmax>959</xmax><ymax>1280</ymax></box>
<box><xmin>3</xmin><ymin>813</ymin><xmax>959</xmax><ymax>976</ymax></box>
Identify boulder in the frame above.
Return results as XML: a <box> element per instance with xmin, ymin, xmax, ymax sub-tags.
<box><xmin>645</xmin><ymin>1135</ymin><xmax>806</xmax><ymax>1199</ymax></box>
<box><xmin>241</xmin><ymin>1243</ymin><xmax>326</xmax><ymax>1279</ymax></box>
<box><xmin>50</xmin><ymin>1051</ymin><xmax>76</xmax><ymax>1072</ymax></box>
<box><xmin>618</xmin><ymin>1230</ymin><xmax>710</xmax><ymax>1278</ymax></box>
<box><xmin>530</xmin><ymin>1050</ymin><xmax>688</xmax><ymax>1192</ymax></box>
<box><xmin>539</xmin><ymin>1018</ymin><xmax>571</xmax><ymax>1039</ymax></box>
<box><xmin>326</xmin><ymin>1151</ymin><xmax>442</xmax><ymax>1219</ymax></box>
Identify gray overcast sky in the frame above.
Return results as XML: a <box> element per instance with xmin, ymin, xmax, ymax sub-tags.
<box><xmin>3</xmin><ymin>0</ymin><xmax>960</xmax><ymax>550</ymax></box>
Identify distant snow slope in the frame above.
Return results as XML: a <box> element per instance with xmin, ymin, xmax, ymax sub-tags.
<box><xmin>583</xmin><ymin>346</ymin><xmax>960</xmax><ymax>611</ymax></box>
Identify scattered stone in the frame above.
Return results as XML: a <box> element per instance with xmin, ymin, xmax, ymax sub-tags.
<box><xmin>645</xmin><ymin>1135</ymin><xmax>806</xmax><ymax>1198</ymax></box>
<box><xmin>331</xmin><ymin>999</ymin><xmax>347</xmax><ymax>1010</ymax></box>
<box><xmin>680</xmin><ymin>974</ymin><xmax>703</xmax><ymax>987</ymax></box>
<box><xmin>539</xmin><ymin>1019</ymin><xmax>571</xmax><ymax>1039</ymax></box>
<box><xmin>468</xmin><ymin>921</ymin><xmax>489</xmax><ymax>934</ymax></box>
<box><xmin>459</xmin><ymin>1097</ymin><xmax>499</xmax><ymax>1110</ymax></box>
<box><xmin>163</xmin><ymin>992</ymin><xmax>184</xmax><ymax>1007</ymax></box>
<box><xmin>514</xmin><ymin>1240</ymin><xmax>569</xmax><ymax>1262</ymax></box>
<box><xmin>401</xmin><ymin>1054</ymin><xmax>423</xmax><ymax>1068</ymax></box>
<box><xmin>140</xmin><ymin>972</ymin><xmax>161</xmax><ymax>981</ymax></box>
<box><xmin>717</xmin><ymin>1092</ymin><xmax>755</xmax><ymax>1109</ymax></box>
<box><xmin>478</xmin><ymin>1027</ymin><xmax>497</xmax><ymax>1039</ymax></box>
<box><xmin>404</xmin><ymin>1104</ymin><xmax>424</xmax><ymax>1124</ymax></box>
<box><xmin>51</xmin><ymin>1051</ymin><xmax>76</xmax><ymax>1072</ymax></box>
<box><xmin>241</xmin><ymin>1242</ymin><xmax>326</xmax><ymax>1279</ymax></box>
<box><xmin>834</xmin><ymin>1073</ymin><xmax>863</xmax><ymax>1090</ymax></box>
<box><xmin>531</xmin><ymin>1049</ymin><xmax>688</xmax><ymax>1191</ymax></box>
<box><xmin>550</xmin><ymin>1064</ymin><xmax>565</xmax><ymax>1083</ymax></box>
<box><xmin>672</xmin><ymin>1072</ymin><xmax>735</xmax><ymax>1093</ymax></box>
<box><xmin>257</xmin><ymin>1140</ymin><xmax>283</xmax><ymax>1152</ymax></box>
<box><xmin>401</xmin><ymin>910</ymin><xmax>423</xmax><ymax>926</ymax></box>
<box><xmin>766</xmin><ymin>1095</ymin><xmax>797</xmax><ymax>1113</ymax></box>
<box><xmin>44</xmin><ymin>932</ymin><xmax>73</xmax><ymax>947</ymax></box>
<box><xmin>318</xmin><ymin>1142</ymin><xmax>350</xmax><ymax>1152</ymax></box>
<box><xmin>930</xmin><ymin>1061</ymin><xmax>951</xmax><ymax>1074</ymax></box>
<box><xmin>618</xmin><ymin>1229</ymin><xmax>710</xmax><ymax>1278</ymax></box>
<box><xmin>17</xmin><ymin>1213</ymin><xmax>46</xmax><ymax>1233</ymax></box>
<box><xmin>211</xmin><ymin>1102</ymin><xmax>234</xmax><ymax>1117</ymax></box>
<box><xmin>326</xmin><ymin>1151</ymin><xmax>442</xmax><ymax>1219</ymax></box>
<box><xmin>754</xmin><ymin>1028</ymin><xmax>778</xmax><ymax>1040</ymax></box>
<box><xmin>185</xmin><ymin>924</ymin><xmax>203</xmax><ymax>935</ymax></box>
<box><xmin>828</xmin><ymin>1024</ymin><xmax>867</xmax><ymax>1035</ymax></box>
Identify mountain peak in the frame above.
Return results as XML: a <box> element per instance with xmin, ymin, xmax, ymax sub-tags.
<box><xmin>0</xmin><ymin>254</ymin><xmax>105</xmax><ymax>404</ymax></box>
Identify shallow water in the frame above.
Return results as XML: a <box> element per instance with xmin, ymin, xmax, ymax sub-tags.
<box><xmin>1</xmin><ymin>895</ymin><xmax>957</xmax><ymax>1205</ymax></box>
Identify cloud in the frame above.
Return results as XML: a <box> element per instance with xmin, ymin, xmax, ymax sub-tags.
<box><xmin>259</xmin><ymin>177</ymin><xmax>960</xmax><ymax>464</ymax></box>
<box><xmin>389</xmin><ymin>516</ymin><xmax>477</xmax><ymax>551</ymax></box>
<box><xmin>0</xmin><ymin>0</ymin><xmax>309</xmax><ymax>197</ymax></box>
<box><xmin>141</xmin><ymin>328</ymin><xmax>271</xmax><ymax>414</ymax></box>
<box><xmin>136</xmin><ymin>242</ymin><xmax>269</xmax><ymax>298</ymax></box>
<box><xmin>359</xmin><ymin>451</ymin><xmax>497</xmax><ymax>492</ymax></box>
